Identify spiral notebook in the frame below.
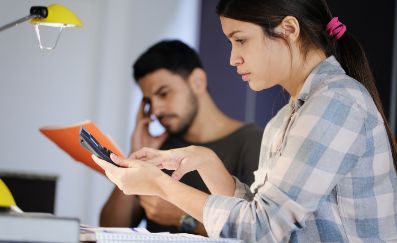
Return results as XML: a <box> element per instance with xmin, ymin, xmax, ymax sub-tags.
<box><xmin>80</xmin><ymin>225</ymin><xmax>242</xmax><ymax>243</ymax></box>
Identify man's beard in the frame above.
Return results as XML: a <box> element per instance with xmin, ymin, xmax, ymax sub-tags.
<box><xmin>162</xmin><ymin>94</ymin><xmax>198</xmax><ymax>137</ymax></box>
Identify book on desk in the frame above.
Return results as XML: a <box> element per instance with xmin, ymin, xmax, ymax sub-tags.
<box><xmin>0</xmin><ymin>211</ymin><xmax>80</xmax><ymax>243</ymax></box>
<box><xmin>0</xmin><ymin>212</ymin><xmax>242</xmax><ymax>243</ymax></box>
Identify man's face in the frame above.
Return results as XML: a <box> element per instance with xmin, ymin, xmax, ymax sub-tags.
<box><xmin>139</xmin><ymin>69</ymin><xmax>198</xmax><ymax>135</ymax></box>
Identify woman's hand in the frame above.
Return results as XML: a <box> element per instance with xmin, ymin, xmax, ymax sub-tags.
<box><xmin>130</xmin><ymin>145</ymin><xmax>218</xmax><ymax>180</ymax></box>
<box><xmin>131</xmin><ymin>146</ymin><xmax>236</xmax><ymax>196</ymax></box>
<box><xmin>92</xmin><ymin>154</ymin><xmax>166</xmax><ymax>196</ymax></box>
<box><xmin>94</xmin><ymin>153</ymin><xmax>210</xmax><ymax>225</ymax></box>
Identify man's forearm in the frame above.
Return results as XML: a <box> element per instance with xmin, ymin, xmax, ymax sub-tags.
<box><xmin>100</xmin><ymin>187</ymin><xmax>143</xmax><ymax>227</ymax></box>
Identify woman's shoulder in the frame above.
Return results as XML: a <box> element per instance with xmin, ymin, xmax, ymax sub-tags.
<box><xmin>315</xmin><ymin>74</ymin><xmax>373</xmax><ymax>110</ymax></box>
<box><xmin>310</xmin><ymin>74</ymin><xmax>383</xmax><ymax>125</ymax></box>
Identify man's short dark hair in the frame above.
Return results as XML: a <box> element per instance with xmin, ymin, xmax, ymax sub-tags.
<box><xmin>133</xmin><ymin>40</ymin><xmax>203</xmax><ymax>83</ymax></box>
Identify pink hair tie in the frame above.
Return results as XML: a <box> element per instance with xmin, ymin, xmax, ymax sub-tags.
<box><xmin>326</xmin><ymin>17</ymin><xmax>347</xmax><ymax>40</ymax></box>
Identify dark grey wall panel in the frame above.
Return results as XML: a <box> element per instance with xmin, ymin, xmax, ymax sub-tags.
<box><xmin>390</xmin><ymin>0</ymin><xmax>397</xmax><ymax>134</ymax></box>
<box><xmin>198</xmin><ymin>0</ymin><xmax>248</xmax><ymax>122</ymax></box>
<box><xmin>198</xmin><ymin>0</ymin><xmax>396</xmax><ymax>131</ymax></box>
<box><xmin>198</xmin><ymin>0</ymin><xmax>287</xmax><ymax>127</ymax></box>
<box><xmin>327</xmin><ymin>0</ymin><xmax>395</xmax><ymax>120</ymax></box>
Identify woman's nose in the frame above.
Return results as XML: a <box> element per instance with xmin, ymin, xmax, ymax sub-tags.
<box><xmin>230</xmin><ymin>51</ymin><xmax>243</xmax><ymax>67</ymax></box>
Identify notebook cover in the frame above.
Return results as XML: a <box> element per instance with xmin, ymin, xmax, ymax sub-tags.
<box><xmin>39</xmin><ymin>120</ymin><xmax>124</xmax><ymax>175</ymax></box>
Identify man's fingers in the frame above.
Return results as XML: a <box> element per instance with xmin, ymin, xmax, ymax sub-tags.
<box><xmin>136</xmin><ymin>117</ymin><xmax>151</xmax><ymax>129</ymax></box>
<box><xmin>136</xmin><ymin>101</ymin><xmax>146</xmax><ymax>120</ymax></box>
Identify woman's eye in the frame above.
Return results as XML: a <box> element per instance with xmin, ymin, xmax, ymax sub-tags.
<box><xmin>235</xmin><ymin>39</ymin><xmax>245</xmax><ymax>45</ymax></box>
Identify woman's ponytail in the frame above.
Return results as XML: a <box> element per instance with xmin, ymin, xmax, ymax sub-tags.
<box><xmin>334</xmin><ymin>31</ymin><xmax>397</xmax><ymax>172</ymax></box>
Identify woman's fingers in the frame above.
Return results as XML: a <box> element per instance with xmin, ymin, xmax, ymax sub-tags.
<box><xmin>171</xmin><ymin>169</ymin><xmax>185</xmax><ymax>181</ymax></box>
<box><xmin>92</xmin><ymin>154</ymin><xmax>115</xmax><ymax>171</ymax></box>
<box><xmin>131</xmin><ymin>147</ymin><xmax>163</xmax><ymax>163</ymax></box>
<box><xmin>110</xmin><ymin>153</ymin><xmax>131</xmax><ymax>167</ymax></box>
<box><xmin>91</xmin><ymin>154</ymin><xmax>120</xmax><ymax>183</ymax></box>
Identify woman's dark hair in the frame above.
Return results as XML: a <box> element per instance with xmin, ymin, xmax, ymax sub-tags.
<box><xmin>133</xmin><ymin>40</ymin><xmax>203</xmax><ymax>82</ymax></box>
<box><xmin>217</xmin><ymin>0</ymin><xmax>397</xmax><ymax>171</ymax></box>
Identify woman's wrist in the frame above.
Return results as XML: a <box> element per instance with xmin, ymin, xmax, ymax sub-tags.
<box><xmin>196</xmin><ymin>147</ymin><xmax>235</xmax><ymax>196</ymax></box>
<box><xmin>155</xmin><ymin>172</ymin><xmax>173</xmax><ymax>199</ymax></box>
<box><xmin>195</xmin><ymin>146</ymin><xmax>218</xmax><ymax>171</ymax></box>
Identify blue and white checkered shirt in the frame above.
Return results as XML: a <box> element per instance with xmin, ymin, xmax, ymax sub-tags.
<box><xmin>203</xmin><ymin>56</ymin><xmax>397</xmax><ymax>242</ymax></box>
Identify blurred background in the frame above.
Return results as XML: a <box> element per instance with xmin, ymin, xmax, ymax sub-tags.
<box><xmin>0</xmin><ymin>0</ymin><xmax>396</xmax><ymax>226</ymax></box>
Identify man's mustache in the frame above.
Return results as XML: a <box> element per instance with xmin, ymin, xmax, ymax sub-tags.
<box><xmin>156</xmin><ymin>114</ymin><xmax>178</xmax><ymax>122</ymax></box>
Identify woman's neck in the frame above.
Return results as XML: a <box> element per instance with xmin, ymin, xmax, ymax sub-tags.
<box><xmin>283</xmin><ymin>49</ymin><xmax>327</xmax><ymax>100</ymax></box>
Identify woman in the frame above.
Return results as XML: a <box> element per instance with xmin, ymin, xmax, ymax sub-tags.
<box><xmin>93</xmin><ymin>0</ymin><xmax>397</xmax><ymax>241</ymax></box>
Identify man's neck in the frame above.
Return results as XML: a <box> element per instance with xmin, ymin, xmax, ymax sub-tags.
<box><xmin>182</xmin><ymin>94</ymin><xmax>242</xmax><ymax>144</ymax></box>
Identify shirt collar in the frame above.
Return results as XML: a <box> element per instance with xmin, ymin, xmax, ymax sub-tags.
<box><xmin>291</xmin><ymin>55</ymin><xmax>346</xmax><ymax>110</ymax></box>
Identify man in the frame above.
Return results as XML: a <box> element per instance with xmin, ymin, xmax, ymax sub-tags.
<box><xmin>100</xmin><ymin>40</ymin><xmax>262</xmax><ymax>235</ymax></box>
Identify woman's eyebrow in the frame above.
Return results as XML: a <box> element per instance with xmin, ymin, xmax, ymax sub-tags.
<box><xmin>227</xmin><ymin>30</ymin><xmax>243</xmax><ymax>38</ymax></box>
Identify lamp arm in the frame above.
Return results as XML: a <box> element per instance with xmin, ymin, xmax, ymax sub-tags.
<box><xmin>0</xmin><ymin>15</ymin><xmax>35</xmax><ymax>32</ymax></box>
<box><xmin>0</xmin><ymin>6</ymin><xmax>48</xmax><ymax>32</ymax></box>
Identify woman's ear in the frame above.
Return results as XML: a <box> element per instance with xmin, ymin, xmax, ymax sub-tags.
<box><xmin>276</xmin><ymin>16</ymin><xmax>300</xmax><ymax>43</ymax></box>
<box><xmin>188</xmin><ymin>68</ymin><xmax>207</xmax><ymax>94</ymax></box>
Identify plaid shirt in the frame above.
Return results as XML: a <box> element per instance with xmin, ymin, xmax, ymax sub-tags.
<box><xmin>203</xmin><ymin>56</ymin><xmax>397</xmax><ymax>242</ymax></box>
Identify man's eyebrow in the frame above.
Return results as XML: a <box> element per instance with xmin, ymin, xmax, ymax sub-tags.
<box><xmin>227</xmin><ymin>30</ymin><xmax>242</xmax><ymax>38</ymax></box>
<box><xmin>154</xmin><ymin>85</ymin><xmax>167</xmax><ymax>96</ymax></box>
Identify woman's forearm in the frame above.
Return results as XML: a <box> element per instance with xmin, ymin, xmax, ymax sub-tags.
<box><xmin>198</xmin><ymin>161</ymin><xmax>236</xmax><ymax>196</ymax></box>
<box><xmin>197</xmin><ymin>147</ymin><xmax>236</xmax><ymax>196</ymax></box>
<box><xmin>156</xmin><ymin>173</ymin><xmax>209</xmax><ymax>223</ymax></box>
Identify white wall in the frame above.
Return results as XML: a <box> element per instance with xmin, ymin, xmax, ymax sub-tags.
<box><xmin>0</xmin><ymin>0</ymin><xmax>201</xmax><ymax>225</ymax></box>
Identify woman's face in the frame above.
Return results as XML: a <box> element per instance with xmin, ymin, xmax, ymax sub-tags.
<box><xmin>220</xmin><ymin>16</ymin><xmax>291</xmax><ymax>91</ymax></box>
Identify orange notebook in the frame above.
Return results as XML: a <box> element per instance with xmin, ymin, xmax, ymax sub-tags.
<box><xmin>39</xmin><ymin>120</ymin><xmax>125</xmax><ymax>175</ymax></box>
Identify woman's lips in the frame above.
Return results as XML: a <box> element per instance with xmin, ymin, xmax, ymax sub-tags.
<box><xmin>241</xmin><ymin>73</ymin><xmax>250</xmax><ymax>82</ymax></box>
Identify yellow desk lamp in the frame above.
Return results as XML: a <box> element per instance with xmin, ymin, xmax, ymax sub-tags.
<box><xmin>0</xmin><ymin>4</ymin><xmax>82</xmax><ymax>50</ymax></box>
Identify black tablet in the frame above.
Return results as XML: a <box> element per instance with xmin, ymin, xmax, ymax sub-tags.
<box><xmin>79</xmin><ymin>127</ymin><xmax>120</xmax><ymax>167</ymax></box>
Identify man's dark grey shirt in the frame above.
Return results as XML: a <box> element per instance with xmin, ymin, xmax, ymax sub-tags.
<box><xmin>143</xmin><ymin>124</ymin><xmax>263</xmax><ymax>233</ymax></box>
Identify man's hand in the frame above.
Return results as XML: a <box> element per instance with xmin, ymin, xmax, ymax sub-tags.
<box><xmin>140</xmin><ymin>195</ymin><xmax>184</xmax><ymax>226</ymax></box>
<box><xmin>130</xmin><ymin>101</ymin><xmax>168</xmax><ymax>155</ymax></box>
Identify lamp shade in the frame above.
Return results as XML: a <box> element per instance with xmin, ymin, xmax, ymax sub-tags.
<box><xmin>0</xmin><ymin>179</ymin><xmax>16</xmax><ymax>207</ymax></box>
<box><xmin>30</xmin><ymin>4</ymin><xmax>82</xmax><ymax>27</ymax></box>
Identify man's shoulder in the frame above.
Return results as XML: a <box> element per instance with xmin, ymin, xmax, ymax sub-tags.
<box><xmin>231</xmin><ymin>123</ymin><xmax>263</xmax><ymax>140</ymax></box>
<box><xmin>160</xmin><ymin>136</ymin><xmax>190</xmax><ymax>150</ymax></box>
<box><xmin>209</xmin><ymin>123</ymin><xmax>263</xmax><ymax>147</ymax></box>
<box><xmin>161</xmin><ymin>124</ymin><xmax>263</xmax><ymax>149</ymax></box>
